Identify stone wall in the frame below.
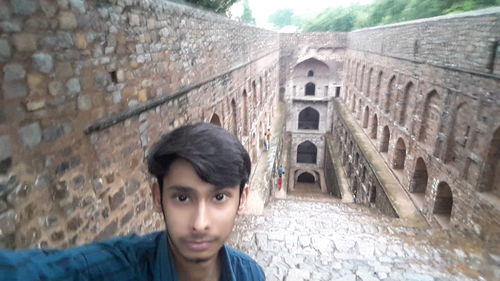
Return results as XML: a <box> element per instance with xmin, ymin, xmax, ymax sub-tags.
<box><xmin>0</xmin><ymin>0</ymin><xmax>279</xmax><ymax>249</ymax></box>
<box><xmin>342</xmin><ymin>8</ymin><xmax>500</xmax><ymax>242</ymax></box>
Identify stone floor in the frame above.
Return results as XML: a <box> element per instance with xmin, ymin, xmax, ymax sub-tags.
<box><xmin>228</xmin><ymin>193</ymin><xmax>500</xmax><ymax>281</ymax></box>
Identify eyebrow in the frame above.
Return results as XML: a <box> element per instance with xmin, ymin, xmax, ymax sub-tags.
<box><xmin>166</xmin><ymin>185</ymin><xmax>195</xmax><ymax>193</ymax></box>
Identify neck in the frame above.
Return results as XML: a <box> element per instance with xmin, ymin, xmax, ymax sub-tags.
<box><xmin>169</xmin><ymin>239</ymin><xmax>221</xmax><ymax>281</ymax></box>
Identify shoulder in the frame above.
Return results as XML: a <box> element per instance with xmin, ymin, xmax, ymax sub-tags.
<box><xmin>224</xmin><ymin>246</ymin><xmax>265</xmax><ymax>281</ymax></box>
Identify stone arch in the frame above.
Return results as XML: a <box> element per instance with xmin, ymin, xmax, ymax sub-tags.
<box><xmin>252</xmin><ymin>80</ymin><xmax>257</xmax><ymax>107</ymax></box>
<box><xmin>399</xmin><ymin>81</ymin><xmax>414</xmax><ymax>126</ymax></box>
<box><xmin>445</xmin><ymin>102</ymin><xmax>472</xmax><ymax>163</ymax></box>
<box><xmin>297</xmin><ymin>141</ymin><xmax>317</xmax><ymax>164</ymax></box>
<box><xmin>353</xmin><ymin>176</ymin><xmax>359</xmax><ymax>199</ymax></box>
<box><xmin>307</xmin><ymin>70</ymin><xmax>314</xmax><ymax>77</ymax></box>
<box><xmin>210</xmin><ymin>113</ymin><xmax>222</xmax><ymax>127</ymax></box>
<box><xmin>479</xmin><ymin>126</ymin><xmax>500</xmax><ymax>193</ymax></box>
<box><xmin>384</xmin><ymin>75</ymin><xmax>396</xmax><ymax>113</ymax></box>
<box><xmin>410</xmin><ymin>157</ymin><xmax>428</xmax><ymax>194</ymax></box>
<box><xmin>259</xmin><ymin>77</ymin><xmax>264</xmax><ymax>102</ymax></box>
<box><xmin>297</xmin><ymin>172</ymin><xmax>315</xmax><ymax>183</ymax></box>
<box><xmin>371</xmin><ymin>114</ymin><xmax>378</xmax><ymax>139</ymax></box>
<box><xmin>392</xmin><ymin>138</ymin><xmax>406</xmax><ymax>169</ymax></box>
<box><xmin>419</xmin><ymin>90</ymin><xmax>442</xmax><ymax>145</ymax></box>
<box><xmin>305</xmin><ymin>82</ymin><xmax>316</xmax><ymax>96</ymax></box>
<box><xmin>363</xmin><ymin>106</ymin><xmax>370</xmax><ymax>128</ymax></box>
<box><xmin>230</xmin><ymin>99</ymin><xmax>237</xmax><ymax>135</ymax></box>
<box><xmin>367</xmin><ymin>68</ymin><xmax>373</xmax><ymax>98</ymax></box>
<box><xmin>380</xmin><ymin>126</ymin><xmax>390</xmax><ymax>152</ymax></box>
<box><xmin>360</xmin><ymin>65</ymin><xmax>366</xmax><ymax>93</ymax></box>
<box><xmin>433</xmin><ymin>182</ymin><xmax>453</xmax><ymax>226</ymax></box>
<box><xmin>354</xmin><ymin>62</ymin><xmax>359</xmax><ymax>86</ymax></box>
<box><xmin>369</xmin><ymin>185</ymin><xmax>376</xmax><ymax>203</ymax></box>
<box><xmin>242</xmin><ymin>89</ymin><xmax>249</xmax><ymax>136</ymax></box>
<box><xmin>298</xmin><ymin>107</ymin><xmax>320</xmax><ymax>130</ymax></box>
<box><xmin>357</xmin><ymin>98</ymin><xmax>362</xmax><ymax>119</ymax></box>
<box><xmin>352</xmin><ymin>96</ymin><xmax>357</xmax><ymax>112</ymax></box>
<box><xmin>375</xmin><ymin>71</ymin><xmax>382</xmax><ymax>104</ymax></box>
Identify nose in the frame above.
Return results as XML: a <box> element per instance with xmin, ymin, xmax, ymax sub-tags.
<box><xmin>192</xmin><ymin>201</ymin><xmax>209</xmax><ymax>232</ymax></box>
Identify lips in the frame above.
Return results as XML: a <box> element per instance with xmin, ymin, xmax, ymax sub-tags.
<box><xmin>185</xmin><ymin>240</ymin><xmax>213</xmax><ymax>251</ymax></box>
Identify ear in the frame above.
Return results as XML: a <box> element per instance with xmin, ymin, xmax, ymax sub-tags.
<box><xmin>151</xmin><ymin>182</ymin><xmax>163</xmax><ymax>213</ymax></box>
<box><xmin>237</xmin><ymin>186</ymin><xmax>249</xmax><ymax>215</ymax></box>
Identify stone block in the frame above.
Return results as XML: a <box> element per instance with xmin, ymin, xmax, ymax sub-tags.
<box><xmin>40</xmin><ymin>0</ymin><xmax>57</xmax><ymax>17</ymax></box>
<box><xmin>49</xmin><ymin>81</ymin><xmax>64</xmax><ymax>96</ymax></box>
<box><xmin>67</xmin><ymin>216</ymin><xmax>82</xmax><ymax>231</ymax></box>
<box><xmin>109</xmin><ymin>189</ymin><xmax>125</xmax><ymax>211</ymax></box>
<box><xmin>3</xmin><ymin>82</ymin><xmax>27</xmax><ymax>99</ymax></box>
<box><xmin>120</xmin><ymin>209</ymin><xmax>134</xmax><ymax>226</ymax></box>
<box><xmin>129</xmin><ymin>14</ymin><xmax>140</xmax><ymax>26</ymax></box>
<box><xmin>58</xmin><ymin>11</ymin><xmax>78</xmax><ymax>30</ymax></box>
<box><xmin>0</xmin><ymin>20</ymin><xmax>22</xmax><ymax>33</ymax></box>
<box><xmin>0</xmin><ymin>210</ymin><xmax>17</xmax><ymax>236</ymax></box>
<box><xmin>43</xmin><ymin>124</ymin><xmax>64</xmax><ymax>142</ymax></box>
<box><xmin>10</xmin><ymin>0</ymin><xmax>39</xmax><ymax>15</ymax></box>
<box><xmin>3</xmin><ymin>63</ymin><xmax>25</xmax><ymax>81</ymax></box>
<box><xmin>0</xmin><ymin>136</ymin><xmax>12</xmax><ymax>162</ymax></box>
<box><xmin>75</xmin><ymin>32</ymin><xmax>87</xmax><ymax>49</ymax></box>
<box><xmin>0</xmin><ymin>39</ymin><xmax>11</xmax><ymax>62</ymax></box>
<box><xmin>66</xmin><ymin>78</ymin><xmax>81</xmax><ymax>95</ymax></box>
<box><xmin>55</xmin><ymin>62</ymin><xmax>74</xmax><ymax>79</ymax></box>
<box><xmin>77</xmin><ymin>94</ymin><xmax>92</xmax><ymax>110</ymax></box>
<box><xmin>27</xmin><ymin>73</ymin><xmax>47</xmax><ymax>95</ymax></box>
<box><xmin>69</xmin><ymin>0</ymin><xmax>85</xmax><ymax>13</ymax></box>
<box><xmin>25</xmin><ymin>99</ymin><xmax>46</xmax><ymax>111</ymax></box>
<box><xmin>19</xmin><ymin>122</ymin><xmax>42</xmax><ymax>148</ymax></box>
<box><xmin>32</xmin><ymin>53</ymin><xmax>54</xmax><ymax>74</ymax></box>
<box><xmin>125</xmin><ymin>179</ymin><xmax>140</xmax><ymax>195</ymax></box>
<box><xmin>94</xmin><ymin>221</ymin><xmax>117</xmax><ymax>241</ymax></box>
<box><xmin>13</xmin><ymin>33</ymin><xmax>37</xmax><ymax>52</ymax></box>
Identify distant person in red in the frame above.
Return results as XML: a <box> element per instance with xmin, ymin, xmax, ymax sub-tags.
<box><xmin>277</xmin><ymin>166</ymin><xmax>284</xmax><ymax>190</ymax></box>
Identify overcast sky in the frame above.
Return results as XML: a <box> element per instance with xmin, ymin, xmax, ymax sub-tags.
<box><xmin>231</xmin><ymin>0</ymin><xmax>374</xmax><ymax>28</ymax></box>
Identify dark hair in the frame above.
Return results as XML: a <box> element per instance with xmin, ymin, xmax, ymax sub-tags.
<box><xmin>147</xmin><ymin>123</ymin><xmax>251</xmax><ymax>195</ymax></box>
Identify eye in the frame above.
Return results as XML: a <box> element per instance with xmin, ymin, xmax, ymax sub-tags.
<box><xmin>214</xmin><ymin>193</ymin><xmax>227</xmax><ymax>201</ymax></box>
<box><xmin>176</xmin><ymin>194</ymin><xmax>188</xmax><ymax>202</ymax></box>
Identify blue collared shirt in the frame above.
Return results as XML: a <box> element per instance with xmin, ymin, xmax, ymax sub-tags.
<box><xmin>0</xmin><ymin>231</ymin><xmax>265</xmax><ymax>281</ymax></box>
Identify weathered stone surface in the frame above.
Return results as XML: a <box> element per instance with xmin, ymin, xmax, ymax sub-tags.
<box><xmin>0</xmin><ymin>136</ymin><xmax>12</xmax><ymax>161</ymax></box>
<box><xmin>19</xmin><ymin>122</ymin><xmax>42</xmax><ymax>148</ymax></box>
<box><xmin>10</xmin><ymin>0</ymin><xmax>39</xmax><ymax>15</ymax></box>
<box><xmin>32</xmin><ymin>53</ymin><xmax>54</xmax><ymax>74</ymax></box>
<box><xmin>40</xmin><ymin>0</ymin><xmax>57</xmax><ymax>17</ymax></box>
<box><xmin>69</xmin><ymin>0</ymin><xmax>85</xmax><ymax>13</ymax></box>
<box><xmin>55</xmin><ymin>62</ymin><xmax>74</xmax><ymax>79</ymax></box>
<box><xmin>58</xmin><ymin>11</ymin><xmax>78</xmax><ymax>30</ymax></box>
<box><xmin>109</xmin><ymin>189</ymin><xmax>125</xmax><ymax>211</ymax></box>
<box><xmin>0</xmin><ymin>39</ymin><xmax>11</xmax><ymax>62</ymax></box>
<box><xmin>94</xmin><ymin>221</ymin><xmax>117</xmax><ymax>241</ymax></box>
<box><xmin>13</xmin><ymin>33</ymin><xmax>37</xmax><ymax>52</ymax></box>
<box><xmin>2</xmin><ymin>82</ymin><xmax>28</xmax><ymax>99</ymax></box>
<box><xmin>49</xmin><ymin>81</ymin><xmax>64</xmax><ymax>96</ymax></box>
<box><xmin>3</xmin><ymin>63</ymin><xmax>25</xmax><ymax>81</ymax></box>
<box><xmin>25</xmin><ymin>99</ymin><xmax>46</xmax><ymax>111</ymax></box>
<box><xmin>66</xmin><ymin>78</ymin><xmax>81</xmax><ymax>95</ymax></box>
<box><xmin>77</xmin><ymin>94</ymin><xmax>91</xmax><ymax>110</ymax></box>
<box><xmin>27</xmin><ymin>73</ymin><xmax>47</xmax><ymax>95</ymax></box>
<box><xmin>0</xmin><ymin>210</ymin><xmax>17</xmax><ymax>236</ymax></box>
<box><xmin>0</xmin><ymin>20</ymin><xmax>22</xmax><ymax>33</ymax></box>
<box><xmin>43</xmin><ymin>124</ymin><xmax>65</xmax><ymax>142</ymax></box>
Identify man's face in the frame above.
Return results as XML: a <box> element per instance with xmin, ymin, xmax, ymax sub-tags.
<box><xmin>152</xmin><ymin>158</ymin><xmax>248</xmax><ymax>263</ymax></box>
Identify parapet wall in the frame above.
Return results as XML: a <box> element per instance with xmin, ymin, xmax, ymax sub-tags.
<box><xmin>0</xmin><ymin>0</ymin><xmax>279</xmax><ymax>249</ymax></box>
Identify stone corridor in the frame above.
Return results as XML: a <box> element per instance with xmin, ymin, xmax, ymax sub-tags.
<box><xmin>228</xmin><ymin>196</ymin><xmax>499</xmax><ymax>281</ymax></box>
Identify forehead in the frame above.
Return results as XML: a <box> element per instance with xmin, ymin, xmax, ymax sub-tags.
<box><xmin>162</xmin><ymin>158</ymin><xmax>238</xmax><ymax>193</ymax></box>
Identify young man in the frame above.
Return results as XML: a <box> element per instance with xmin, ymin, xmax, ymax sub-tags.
<box><xmin>0</xmin><ymin>123</ymin><xmax>265</xmax><ymax>281</ymax></box>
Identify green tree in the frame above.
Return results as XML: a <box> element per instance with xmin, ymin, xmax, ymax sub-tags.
<box><xmin>268</xmin><ymin>8</ymin><xmax>296</xmax><ymax>28</ymax></box>
<box><xmin>241</xmin><ymin>0</ymin><xmax>256</xmax><ymax>24</ymax></box>
<box><xmin>180</xmin><ymin>0</ymin><xmax>239</xmax><ymax>14</ymax></box>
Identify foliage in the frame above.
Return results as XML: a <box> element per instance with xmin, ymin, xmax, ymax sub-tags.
<box><xmin>301</xmin><ymin>0</ymin><xmax>500</xmax><ymax>32</ymax></box>
<box><xmin>241</xmin><ymin>0</ymin><xmax>256</xmax><ymax>24</ymax></box>
<box><xmin>268</xmin><ymin>8</ymin><xmax>300</xmax><ymax>28</ymax></box>
<box><xmin>179</xmin><ymin>0</ymin><xmax>239</xmax><ymax>14</ymax></box>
